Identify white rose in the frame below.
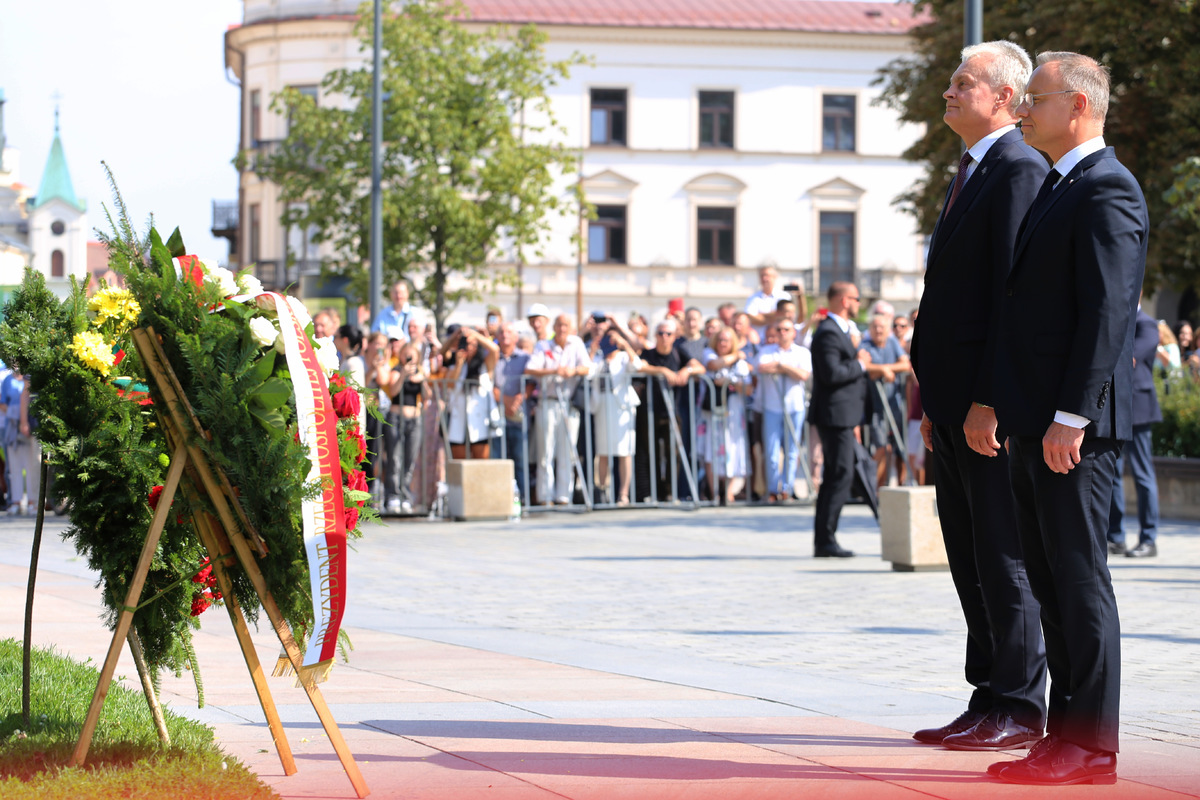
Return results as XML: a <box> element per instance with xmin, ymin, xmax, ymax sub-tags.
<box><xmin>285</xmin><ymin>295</ymin><xmax>312</xmax><ymax>328</ymax></box>
<box><xmin>249</xmin><ymin>316</ymin><xmax>278</xmax><ymax>349</ymax></box>
<box><xmin>205</xmin><ymin>265</ymin><xmax>240</xmax><ymax>298</ymax></box>
<box><xmin>315</xmin><ymin>338</ymin><xmax>340</xmax><ymax>375</ymax></box>
<box><xmin>255</xmin><ymin>295</ymin><xmax>278</xmax><ymax>316</ymax></box>
<box><xmin>238</xmin><ymin>272</ymin><xmax>265</xmax><ymax>296</ymax></box>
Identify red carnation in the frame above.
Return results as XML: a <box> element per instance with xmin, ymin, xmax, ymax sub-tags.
<box><xmin>148</xmin><ymin>485</ymin><xmax>164</xmax><ymax>510</ymax></box>
<box><xmin>190</xmin><ymin>593</ymin><xmax>212</xmax><ymax>617</ymax></box>
<box><xmin>329</xmin><ymin>372</ymin><xmax>348</xmax><ymax>392</ymax></box>
<box><xmin>347</xmin><ymin>469</ymin><xmax>368</xmax><ymax>493</ymax></box>
<box><xmin>343</xmin><ymin>505</ymin><xmax>359</xmax><ymax>531</ymax></box>
<box><xmin>331</xmin><ymin>387</ymin><xmax>361</xmax><ymax>419</ymax></box>
<box><xmin>192</xmin><ymin>563</ymin><xmax>212</xmax><ymax>585</ymax></box>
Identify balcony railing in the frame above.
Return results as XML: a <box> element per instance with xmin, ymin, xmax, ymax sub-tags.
<box><xmin>211</xmin><ymin>201</ymin><xmax>238</xmax><ymax>239</ymax></box>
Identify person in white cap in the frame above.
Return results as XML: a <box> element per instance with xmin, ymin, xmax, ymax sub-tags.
<box><xmin>527</xmin><ymin>303</ymin><xmax>552</xmax><ymax>343</ymax></box>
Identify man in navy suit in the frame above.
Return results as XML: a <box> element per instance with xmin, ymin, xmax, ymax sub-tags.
<box><xmin>810</xmin><ymin>281</ymin><xmax>869</xmax><ymax>558</ymax></box>
<box><xmin>910</xmin><ymin>40</ymin><xmax>1047</xmax><ymax>752</ymax></box>
<box><xmin>1107</xmin><ymin>307</ymin><xmax>1161</xmax><ymax>557</ymax></box>
<box><xmin>991</xmin><ymin>51</ymin><xmax>1149</xmax><ymax>785</ymax></box>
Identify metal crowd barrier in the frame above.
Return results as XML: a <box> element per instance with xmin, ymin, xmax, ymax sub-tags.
<box><xmin>370</xmin><ymin>370</ymin><xmax>838</xmax><ymax>518</ymax></box>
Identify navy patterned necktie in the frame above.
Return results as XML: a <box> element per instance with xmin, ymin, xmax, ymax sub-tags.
<box><xmin>945</xmin><ymin>150</ymin><xmax>973</xmax><ymax>213</ymax></box>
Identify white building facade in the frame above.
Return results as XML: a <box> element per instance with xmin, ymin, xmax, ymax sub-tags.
<box><xmin>221</xmin><ymin>0</ymin><xmax>929</xmax><ymax>326</ymax></box>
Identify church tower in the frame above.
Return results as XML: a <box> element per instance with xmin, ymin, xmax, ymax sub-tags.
<box><xmin>27</xmin><ymin>109</ymin><xmax>87</xmax><ymax>295</ymax></box>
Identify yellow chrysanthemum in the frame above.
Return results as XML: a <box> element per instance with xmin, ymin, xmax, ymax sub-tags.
<box><xmin>88</xmin><ymin>288</ymin><xmax>141</xmax><ymax>329</ymax></box>
<box><xmin>70</xmin><ymin>330</ymin><xmax>115</xmax><ymax>377</ymax></box>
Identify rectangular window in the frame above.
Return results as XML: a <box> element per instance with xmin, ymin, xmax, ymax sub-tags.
<box><xmin>822</xmin><ymin>94</ymin><xmax>856</xmax><ymax>152</ymax></box>
<box><xmin>698</xmin><ymin>91</ymin><xmax>734</xmax><ymax>148</ymax></box>
<box><xmin>697</xmin><ymin>207</ymin><xmax>735</xmax><ymax>265</ymax></box>
<box><xmin>588</xmin><ymin>205</ymin><xmax>627</xmax><ymax>263</ymax></box>
<box><xmin>287</xmin><ymin>84</ymin><xmax>319</xmax><ymax>135</ymax></box>
<box><xmin>819</xmin><ymin>211</ymin><xmax>855</xmax><ymax>292</ymax></box>
<box><xmin>249</xmin><ymin>89</ymin><xmax>261</xmax><ymax>147</ymax></box>
<box><xmin>590</xmin><ymin>88</ymin><xmax>627</xmax><ymax>146</ymax></box>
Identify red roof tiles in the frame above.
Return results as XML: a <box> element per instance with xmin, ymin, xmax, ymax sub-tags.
<box><xmin>460</xmin><ymin>0</ymin><xmax>928</xmax><ymax>34</ymax></box>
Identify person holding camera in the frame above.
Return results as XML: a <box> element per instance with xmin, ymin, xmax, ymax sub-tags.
<box><xmin>446</xmin><ymin>325</ymin><xmax>500</xmax><ymax>461</ymax></box>
<box><xmin>744</xmin><ymin>267</ymin><xmax>793</xmax><ymax>343</ymax></box>
<box><xmin>588</xmin><ymin>315</ymin><xmax>643</xmax><ymax>505</ymax></box>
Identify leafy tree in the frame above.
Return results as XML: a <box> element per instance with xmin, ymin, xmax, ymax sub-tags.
<box><xmin>258</xmin><ymin>0</ymin><xmax>585</xmax><ymax>328</ymax></box>
<box><xmin>875</xmin><ymin>0</ymin><xmax>1200</xmax><ymax>290</ymax></box>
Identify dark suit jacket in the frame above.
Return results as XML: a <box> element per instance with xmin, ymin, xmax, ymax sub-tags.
<box><xmin>993</xmin><ymin>147</ymin><xmax>1149</xmax><ymax>440</ymax></box>
<box><xmin>912</xmin><ymin>129</ymin><xmax>1048</xmax><ymax>425</ymax></box>
<box><xmin>810</xmin><ymin>315</ymin><xmax>868</xmax><ymax>428</ymax></box>
<box><xmin>1132</xmin><ymin>310</ymin><xmax>1163</xmax><ymax>426</ymax></box>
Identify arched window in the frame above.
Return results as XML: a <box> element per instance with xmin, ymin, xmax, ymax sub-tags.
<box><xmin>51</xmin><ymin>249</ymin><xmax>65</xmax><ymax>278</ymax></box>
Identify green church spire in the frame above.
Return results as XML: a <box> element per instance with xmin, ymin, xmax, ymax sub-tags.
<box><xmin>33</xmin><ymin>109</ymin><xmax>85</xmax><ymax>212</ymax></box>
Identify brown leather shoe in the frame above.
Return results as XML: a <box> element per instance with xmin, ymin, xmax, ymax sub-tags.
<box><xmin>913</xmin><ymin>709</ymin><xmax>986</xmax><ymax>744</ymax></box>
<box><xmin>999</xmin><ymin>739</ymin><xmax>1117</xmax><ymax>785</ymax></box>
<box><xmin>988</xmin><ymin>734</ymin><xmax>1055</xmax><ymax>777</ymax></box>
<box><xmin>942</xmin><ymin>710</ymin><xmax>1042</xmax><ymax>751</ymax></box>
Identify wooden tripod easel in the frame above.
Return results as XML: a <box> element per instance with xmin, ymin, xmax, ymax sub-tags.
<box><xmin>69</xmin><ymin>326</ymin><xmax>369</xmax><ymax>799</ymax></box>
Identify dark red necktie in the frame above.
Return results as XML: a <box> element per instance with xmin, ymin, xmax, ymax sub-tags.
<box><xmin>945</xmin><ymin>150</ymin><xmax>973</xmax><ymax>213</ymax></box>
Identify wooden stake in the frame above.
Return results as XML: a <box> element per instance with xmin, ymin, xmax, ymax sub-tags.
<box><xmin>126</xmin><ymin>627</ymin><xmax>170</xmax><ymax>745</ymax></box>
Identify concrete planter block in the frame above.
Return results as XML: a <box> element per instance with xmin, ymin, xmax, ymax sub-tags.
<box><xmin>1123</xmin><ymin>457</ymin><xmax>1200</xmax><ymax>521</ymax></box>
<box><xmin>446</xmin><ymin>459</ymin><xmax>514</xmax><ymax>521</ymax></box>
<box><xmin>878</xmin><ymin>486</ymin><xmax>948</xmax><ymax>572</ymax></box>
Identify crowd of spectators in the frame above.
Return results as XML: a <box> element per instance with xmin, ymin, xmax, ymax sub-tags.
<box><xmin>352</xmin><ymin>268</ymin><xmax>930</xmax><ymax>516</ymax></box>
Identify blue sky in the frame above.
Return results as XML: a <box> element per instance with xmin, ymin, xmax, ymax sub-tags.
<box><xmin>1</xmin><ymin>1</ymin><xmax>243</xmax><ymax>263</ymax></box>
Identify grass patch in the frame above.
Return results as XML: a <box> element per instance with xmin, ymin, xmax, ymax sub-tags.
<box><xmin>0</xmin><ymin>637</ymin><xmax>278</xmax><ymax>799</ymax></box>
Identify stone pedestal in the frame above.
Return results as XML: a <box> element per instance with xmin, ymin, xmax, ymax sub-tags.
<box><xmin>879</xmin><ymin>486</ymin><xmax>948</xmax><ymax>572</ymax></box>
<box><xmin>446</xmin><ymin>459</ymin><xmax>514</xmax><ymax>521</ymax></box>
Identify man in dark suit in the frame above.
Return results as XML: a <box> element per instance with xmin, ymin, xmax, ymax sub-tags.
<box><xmin>991</xmin><ymin>51</ymin><xmax>1149</xmax><ymax>786</ymax></box>
<box><xmin>910</xmin><ymin>41</ymin><xmax>1047</xmax><ymax>752</ymax></box>
<box><xmin>1107</xmin><ymin>307</ymin><xmax>1161</xmax><ymax>557</ymax></box>
<box><xmin>810</xmin><ymin>281</ymin><xmax>871</xmax><ymax>558</ymax></box>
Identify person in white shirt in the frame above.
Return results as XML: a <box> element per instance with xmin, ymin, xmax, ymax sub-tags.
<box><xmin>525</xmin><ymin>315</ymin><xmax>592</xmax><ymax>505</ymax></box>
<box><xmin>744</xmin><ymin>266</ymin><xmax>793</xmax><ymax>344</ymax></box>
<box><xmin>755</xmin><ymin>319</ymin><xmax>813</xmax><ymax>502</ymax></box>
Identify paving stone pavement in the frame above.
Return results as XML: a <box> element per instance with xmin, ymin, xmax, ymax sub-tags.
<box><xmin>2</xmin><ymin>502</ymin><xmax>1198</xmax><ymax>799</ymax></box>
<box><xmin>348</xmin><ymin>503</ymin><xmax>1200</xmax><ymax>744</ymax></box>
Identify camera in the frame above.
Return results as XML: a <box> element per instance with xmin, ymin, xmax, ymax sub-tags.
<box><xmin>782</xmin><ymin>282</ymin><xmax>801</xmax><ymax>292</ymax></box>
<box><xmin>592</xmin><ymin>311</ymin><xmax>608</xmax><ymax>323</ymax></box>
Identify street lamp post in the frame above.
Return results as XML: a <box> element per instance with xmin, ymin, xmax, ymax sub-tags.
<box><xmin>369</xmin><ymin>0</ymin><xmax>384</xmax><ymax>328</ymax></box>
<box><xmin>964</xmin><ymin>0</ymin><xmax>982</xmax><ymax>47</ymax></box>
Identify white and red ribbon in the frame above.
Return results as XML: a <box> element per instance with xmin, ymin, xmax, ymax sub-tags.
<box><xmin>268</xmin><ymin>292</ymin><xmax>348</xmax><ymax>684</ymax></box>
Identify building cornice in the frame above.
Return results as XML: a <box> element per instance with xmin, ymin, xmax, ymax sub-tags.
<box><xmin>225</xmin><ymin>17</ymin><xmax>358</xmax><ymax>79</ymax></box>
<box><xmin>461</xmin><ymin>22</ymin><xmax>915</xmax><ymax>53</ymax></box>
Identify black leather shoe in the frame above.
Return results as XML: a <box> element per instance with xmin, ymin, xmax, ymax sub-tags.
<box><xmin>913</xmin><ymin>709</ymin><xmax>986</xmax><ymax>744</ymax></box>
<box><xmin>1106</xmin><ymin>541</ymin><xmax>1126</xmax><ymax>556</ymax></box>
<box><xmin>814</xmin><ymin>544</ymin><xmax>855</xmax><ymax>558</ymax></box>
<box><xmin>998</xmin><ymin>739</ymin><xmax>1117</xmax><ymax>785</ymax></box>
<box><xmin>942</xmin><ymin>710</ymin><xmax>1042</xmax><ymax>751</ymax></box>
<box><xmin>988</xmin><ymin>734</ymin><xmax>1055</xmax><ymax>777</ymax></box>
<box><xmin>1126</xmin><ymin>541</ymin><xmax>1157</xmax><ymax>558</ymax></box>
